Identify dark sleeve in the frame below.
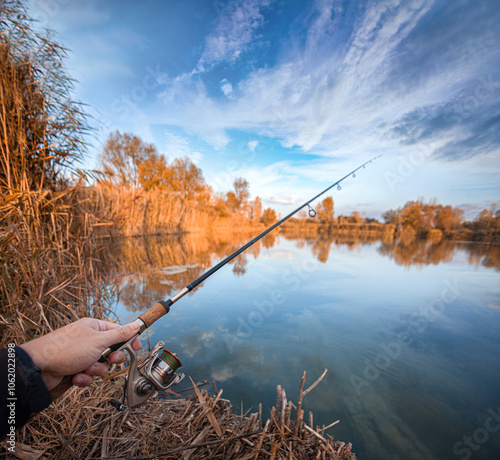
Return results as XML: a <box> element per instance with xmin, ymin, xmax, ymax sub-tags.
<box><xmin>1</xmin><ymin>345</ymin><xmax>52</xmax><ymax>441</ymax></box>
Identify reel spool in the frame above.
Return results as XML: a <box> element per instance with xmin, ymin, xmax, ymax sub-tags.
<box><xmin>110</xmin><ymin>340</ymin><xmax>184</xmax><ymax>410</ymax></box>
<box><xmin>150</xmin><ymin>349</ymin><xmax>182</xmax><ymax>388</ymax></box>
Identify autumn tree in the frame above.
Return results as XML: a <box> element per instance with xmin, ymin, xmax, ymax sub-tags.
<box><xmin>435</xmin><ymin>205</ymin><xmax>464</xmax><ymax>232</ymax></box>
<box><xmin>226</xmin><ymin>191</ymin><xmax>238</xmax><ymax>212</ymax></box>
<box><xmin>349</xmin><ymin>211</ymin><xmax>362</xmax><ymax>224</ymax></box>
<box><xmin>382</xmin><ymin>209</ymin><xmax>400</xmax><ymax>225</ymax></box>
<box><xmin>472</xmin><ymin>205</ymin><xmax>500</xmax><ymax>232</ymax></box>
<box><xmin>234</xmin><ymin>178</ymin><xmax>249</xmax><ymax>206</ymax></box>
<box><xmin>250</xmin><ymin>196</ymin><xmax>262</xmax><ymax>223</ymax></box>
<box><xmin>384</xmin><ymin>199</ymin><xmax>465</xmax><ymax>237</ymax></box>
<box><xmin>99</xmin><ymin>131</ymin><xmax>157</xmax><ymax>187</ymax></box>
<box><xmin>262</xmin><ymin>207</ymin><xmax>277</xmax><ymax>226</ymax></box>
<box><xmin>165</xmin><ymin>157</ymin><xmax>205</xmax><ymax>200</ymax></box>
<box><xmin>163</xmin><ymin>157</ymin><xmax>207</xmax><ymax>221</ymax></box>
<box><xmin>213</xmin><ymin>193</ymin><xmax>229</xmax><ymax>217</ymax></box>
<box><xmin>138</xmin><ymin>152</ymin><xmax>169</xmax><ymax>191</ymax></box>
<box><xmin>226</xmin><ymin>178</ymin><xmax>250</xmax><ymax>214</ymax></box>
<box><xmin>316</xmin><ymin>197</ymin><xmax>334</xmax><ymax>222</ymax></box>
<box><xmin>401</xmin><ymin>202</ymin><xmax>427</xmax><ymax>231</ymax></box>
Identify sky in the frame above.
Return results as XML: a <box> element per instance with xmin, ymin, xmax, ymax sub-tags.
<box><xmin>30</xmin><ymin>0</ymin><xmax>500</xmax><ymax>219</ymax></box>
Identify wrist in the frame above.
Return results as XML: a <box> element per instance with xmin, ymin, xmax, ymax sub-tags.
<box><xmin>14</xmin><ymin>346</ymin><xmax>52</xmax><ymax>410</ymax></box>
<box><xmin>19</xmin><ymin>340</ymin><xmax>63</xmax><ymax>391</ymax></box>
<box><xmin>19</xmin><ymin>339</ymin><xmax>47</xmax><ymax>370</ymax></box>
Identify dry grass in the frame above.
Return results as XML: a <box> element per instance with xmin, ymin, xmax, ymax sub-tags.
<box><xmin>0</xmin><ymin>1</ymin><xmax>107</xmax><ymax>346</ymax></box>
<box><xmin>0</xmin><ymin>184</ymin><xmax>111</xmax><ymax>345</ymax></box>
<box><xmin>13</xmin><ymin>370</ymin><xmax>355</xmax><ymax>459</ymax></box>
<box><xmin>85</xmin><ymin>182</ymin><xmax>261</xmax><ymax>237</ymax></box>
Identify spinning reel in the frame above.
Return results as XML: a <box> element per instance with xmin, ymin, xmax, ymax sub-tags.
<box><xmin>110</xmin><ymin>337</ymin><xmax>184</xmax><ymax>410</ymax></box>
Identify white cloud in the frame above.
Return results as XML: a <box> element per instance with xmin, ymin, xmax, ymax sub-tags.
<box><xmin>264</xmin><ymin>195</ymin><xmax>299</xmax><ymax>205</ymax></box>
<box><xmin>157</xmin><ymin>0</ymin><xmax>448</xmax><ymax>157</ymax></box>
<box><xmin>207</xmin><ymin>161</ymin><xmax>294</xmax><ymax>195</ymax></box>
<box><xmin>220</xmin><ymin>78</ymin><xmax>233</xmax><ymax>97</ymax></box>
<box><xmin>160</xmin><ymin>0</ymin><xmax>497</xmax><ymax>162</ymax></box>
<box><xmin>163</xmin><ymin>132</ymin><xmax>204</xmax><ymax>164</ymax></box>
<box><xmin>197</xmin><ymin>0</ymin><xmax>272</xmax><ymax>71</ymax></box>
<box><xmin>263</xmin><ymin>250</ymin><xmax>294</xmax><ymax>260</ymax></box>
<box><xmin>247</xmin><ymin>140</ymin><xmax>259</xmax><ymax>150</ymax></box>
<box><xmin>154</xmin><ymin>0</ymin><xmax>499</xmax><ymax>216</ymax></box>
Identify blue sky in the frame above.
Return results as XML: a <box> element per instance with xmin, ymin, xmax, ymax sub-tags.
<box><xmin>31</xmin><ymin>0</ymin><xmax>500</xmax><ymax>219</ymax></box>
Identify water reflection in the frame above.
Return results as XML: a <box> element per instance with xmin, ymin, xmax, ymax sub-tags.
<box><xmin>378</xmin><ymin>239</ymin><xmax>457</xmax><ymax>268</ymax></box>
<box><xmin>108</xmin><ymin>230</ymin><xmax>500</xmax><ymax>460</ymax></box>
<box><xmin>105</xmin><ymin>232</ymin><xmax>264</xmax><ymax>311</ymax></box>
<box><xmin>106</xmin><ymin>232</ymin><xmax>500</xmax><ymax>311</ymax></box>
<box><xmin>378</xmin><ymin>238</ymin><xmax>500</xmax><ymax>270</ymax></box>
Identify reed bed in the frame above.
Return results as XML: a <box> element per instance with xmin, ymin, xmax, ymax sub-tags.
<box><xmin>86</xmin><ymin>183</ymin><xmax>259</xmax><ymax>237</ymax></box>
<box><xmin>0</xmin><ymin>185</ymin><xmax>112</xmax><ymax>345</ymax></box>
<box><xmin>0</xmin><ymin>1</ymin><xmax>108</xmax><ymax>346</ymax></box>
<box><xmin>13</xmin><ymin>369</ymin><xmax>355</xmax><ymax>459</ymax></box>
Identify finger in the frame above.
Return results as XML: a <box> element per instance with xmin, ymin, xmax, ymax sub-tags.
<box><xmin>103</xmin><ymin>321</ymin><xmax>140</xmax><ymax>345</ymax></box>
<box><xmin>84</xmin><ymin>362</ymin><xmax>109</xmax><ymax>377</ymax></box>
<box><xmin>96</xmin><ymin>319</ymin><xmax>122</xmax><ymax>332</ymax></box>
<box><xmin>108</xmin><ymin>338</ymin><xmax>141</xmax><ymax>362</ymax></box>
<box><xmin>132</xmin><ymin>337</ymin><xmax>142</xmax><ymax>350</ymax></box>
<box><xmin>108</xmin><ymin>350</ymin><xmax>127</xmax><ymax>364</ymax></box>
<box><xmin>72</xmin><ymin>373</ymin><xmax>93</xmax><ymax>387</ymax></box>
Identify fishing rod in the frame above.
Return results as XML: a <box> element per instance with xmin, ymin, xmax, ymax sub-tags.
<box><xmin>88</xmin><ymin>155</ymin><xmax>381</xmax><ymax>409</ymax></box>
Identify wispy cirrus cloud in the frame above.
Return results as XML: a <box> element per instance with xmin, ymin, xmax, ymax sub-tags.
<box><xmin>163</xmin><ymin>133</ymin><xmax>203</xmax><ymax>164</ymax></box>
<box><xmin>196</xmin><ymin>0</ymin><xmax>272</xmax><ymax>71</ymax></box>
<box><xmin>157</xmin><ymin>0</ymin><xmax>500</xmax><ymax>164</ymax></box>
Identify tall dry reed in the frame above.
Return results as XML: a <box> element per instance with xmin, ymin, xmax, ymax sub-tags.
<box><xmin>0</xmin><ymin>1</ymin><xmax>106</xmax><ymax>346</ymax></box>
<box><xmin>86</xmin><ymin>181</ymin><xmax>262</xmax><ymax>237</ymax></box>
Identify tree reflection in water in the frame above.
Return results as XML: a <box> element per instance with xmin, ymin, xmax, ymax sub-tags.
<box><xmin>106</xmin><ymin>230</ymin><xmax>500</xmax><ymax>312</ymax></box>
<box><xmin>105</xmin><ymin>231</ymin><xmax>264</xmax><ymax>311</ymax></box>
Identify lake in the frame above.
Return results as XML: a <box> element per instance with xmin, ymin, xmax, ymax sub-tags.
<box><xmin>108</xmin><ymin>231</ymin><xmax>500</xmax><ymax>459</ymax></box>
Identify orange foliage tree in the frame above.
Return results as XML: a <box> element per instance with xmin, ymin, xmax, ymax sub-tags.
<box><xmin>316</xmin><ymin>197</ymin><xmax>334</xmax><ymax>222</ymax></box>
<box><xmin>226</xmin><ymin>178</ymin><xmax>250</xmax><ymax>214</ymax></box>
<box><xmin>99</xmin><ymin>131</ymin><xmax>157</xmax><ymax>187</ymax></box>
<box><xmin>383</xmin><ymin>199</ymin><xmax>464</xmax><ymax>236</ymax></box>
<box><xmin>250</xmin><ymin>196</ymin><xmax>262</xmax><ymax>223</ymax></box>
<box><xmin>262</xmin><ymin>208</ymin><xmax>277</xmax><ymax>226</ymax></box>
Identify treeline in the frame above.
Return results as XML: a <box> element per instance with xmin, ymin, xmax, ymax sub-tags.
<box><xmin>92</xmin><ymin>131</ymin><xmax>279</xmax><ymax>235</ymax></box>
<box><xmin>283</xmin><ymin>196</ymin><xmax>499</xmax><ymax>242</ymax></box>
<box><xmin>286</xmin><ymin>196</ymin><xmax>381</xmax><ymax>225</ymax></box>
<box><xmin>382</xmin><ymin>199</ymin><xmax>500</xmax><ymax>242</ymax></box>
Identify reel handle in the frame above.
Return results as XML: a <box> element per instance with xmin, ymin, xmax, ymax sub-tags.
<box><xmin>48</xmin><ymin>301</ymin><xmax>172</xmax><ymax>405</ymax></box>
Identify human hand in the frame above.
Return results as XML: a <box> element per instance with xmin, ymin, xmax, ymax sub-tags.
<box><xmin>20</xmin><ymin>318</ymin><xmax>142</xmax><ymax>391</ymax></box>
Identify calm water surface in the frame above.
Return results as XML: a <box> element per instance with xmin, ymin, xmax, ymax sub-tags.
<box><xmin>109</xmin><ymin>233</ymin><xmax>500</xmax><ymax>459</ymax></box>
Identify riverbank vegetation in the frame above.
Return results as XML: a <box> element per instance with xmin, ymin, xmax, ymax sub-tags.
<box><xmin>17</xmin><ymin>370</ymin><xmax>356</xmax><ymax>459</ymax></box>
<box><xmin>88</xmin><ymin>129</ymin><xmax>500</xmax><ymax>243</ymax></box>
<box><xmin>382</xmin><ymin>199</ymin><xmax>500</xmax><ymax>242</ymax></box>
<box><xmin>0</xmin><ymin>1</ymin><xmax>109</xmax><ymax>346</ymax></box>
<box><xmin>90</xmin><ymin>130</ymin><xmax>269</xmax><ymax>236</ymax></box>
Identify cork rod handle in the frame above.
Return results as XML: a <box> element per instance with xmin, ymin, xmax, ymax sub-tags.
<box><xmin>138</xmin><ymin>302</ymin><xmax>170</xmax><ymax>328</ymax></box>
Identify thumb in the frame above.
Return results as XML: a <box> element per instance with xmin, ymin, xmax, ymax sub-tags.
<box><xmin>103</xmin><ymin>321</ymin><xmax>140</xmax><ymax>346</ymax></box>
